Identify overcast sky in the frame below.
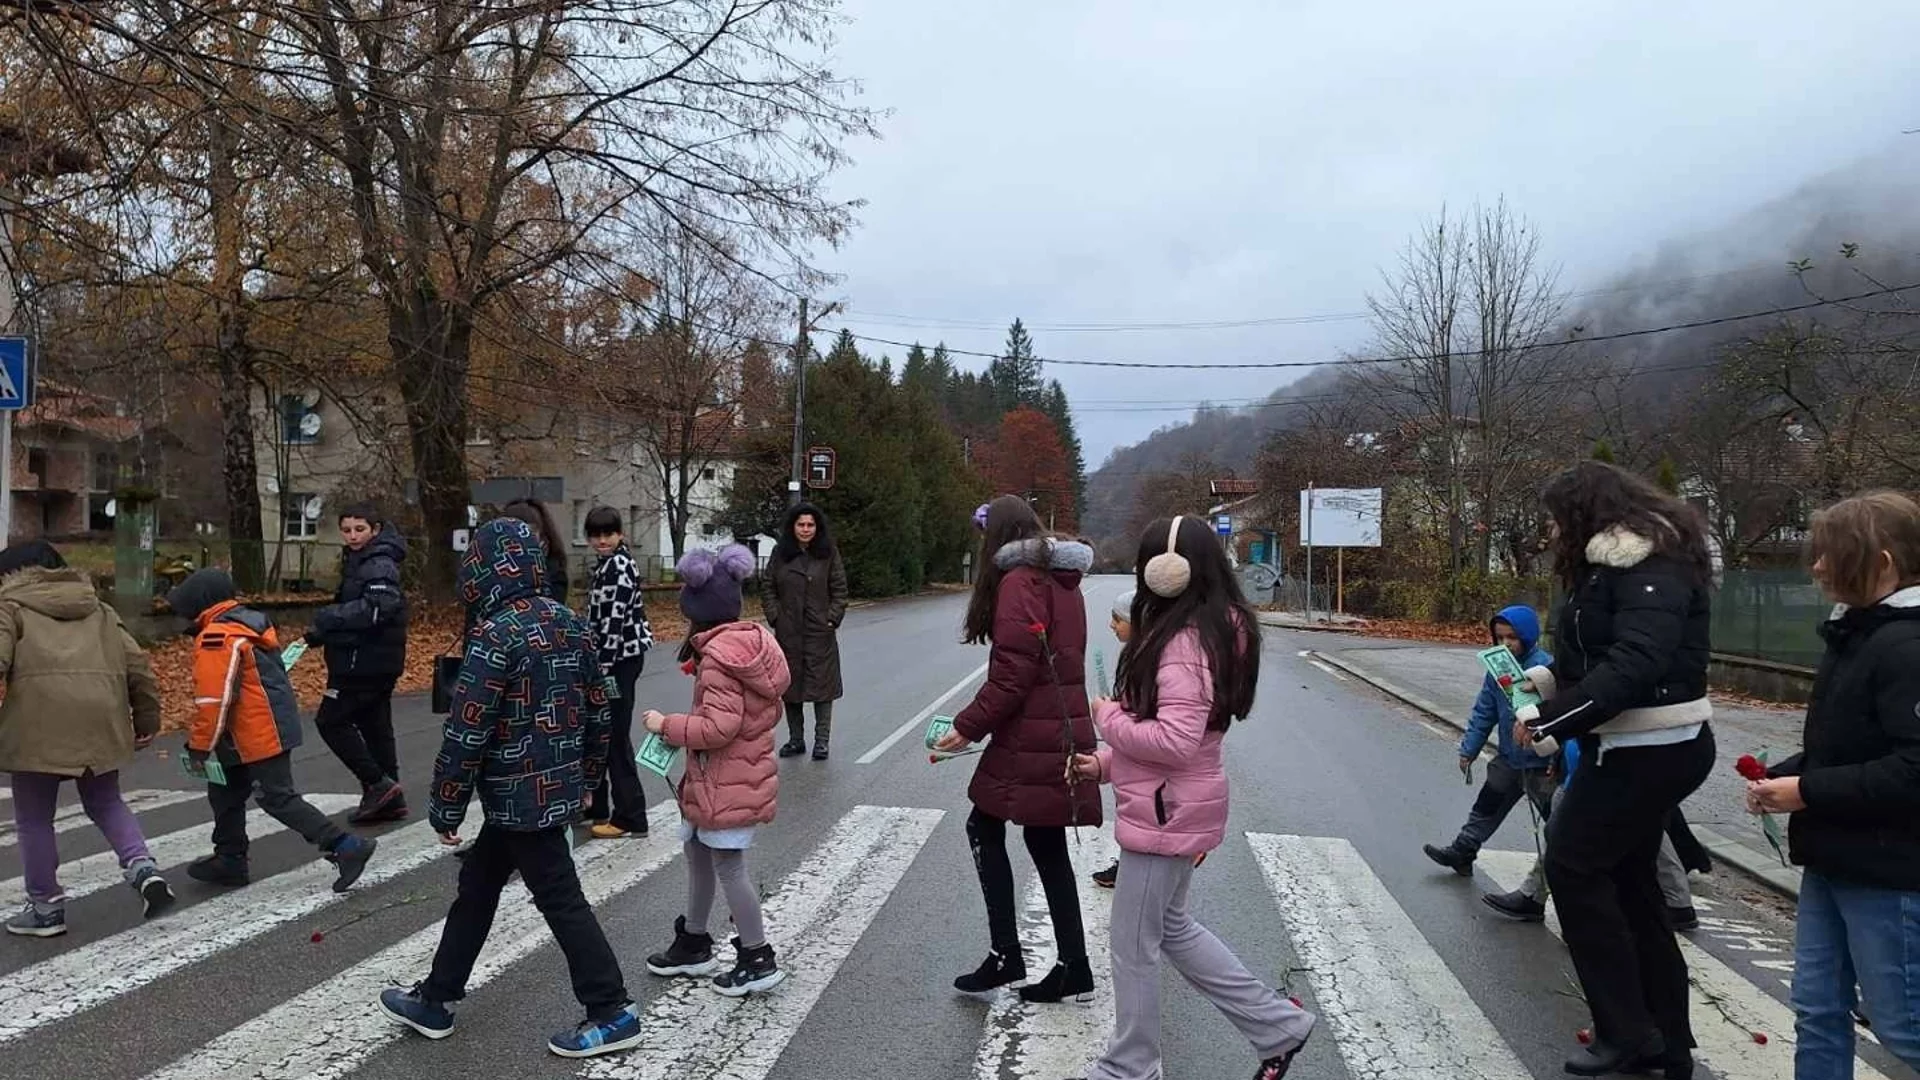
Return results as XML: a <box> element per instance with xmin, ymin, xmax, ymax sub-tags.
<box><xmin>806</xmin><ymin>1</ymin><xmax>1920</xmax><ymax>466</ymax></box>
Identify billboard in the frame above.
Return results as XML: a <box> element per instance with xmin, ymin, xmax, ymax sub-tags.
<box><xmin>1300</xmin><ymin>487</ymin><xmax>1382</xmax><ymax>548</ymax></box>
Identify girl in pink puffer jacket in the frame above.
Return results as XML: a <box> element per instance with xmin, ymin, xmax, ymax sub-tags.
<box><xmin>641</xmin><ymin>545</ymin><xmax>791</xmax><ymax>998</ymax></box>
<box><xmin>1067</xmin><ymin>517</ymin><xmax>1317</xmax><ymax>1080</ymax></box>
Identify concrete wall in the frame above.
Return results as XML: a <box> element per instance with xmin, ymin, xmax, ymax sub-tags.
<box><xmin>1708</xmin><ymin>652</ymin><xmax>1814</xmax><ymax>706</ymax></box>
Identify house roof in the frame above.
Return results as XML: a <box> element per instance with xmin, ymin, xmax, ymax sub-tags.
<box><xmin>1209</xmin><ymin>478</ymin><xmax>1259</xmax><ymax>498</ymax></box>
<box><xmin>16</xmin><ymin>382</ymin><xmax>143</xmax><ymax>443</ymax></box>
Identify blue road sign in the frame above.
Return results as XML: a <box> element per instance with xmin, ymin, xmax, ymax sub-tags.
<box><xmin>0</xmin><ymin>338</ymin><xmax>32</xmax><ymax>411</ymax></box>
<box><xmin>1215</xmin><ymin>513</ymin><xmax>1232</xmax><ymax>537</ymax></box>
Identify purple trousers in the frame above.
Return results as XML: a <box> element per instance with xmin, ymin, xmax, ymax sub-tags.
<box><xmin>9</xmin><ymin>771</ymin><xmax>155</xmax><ymax>906</ymax></box>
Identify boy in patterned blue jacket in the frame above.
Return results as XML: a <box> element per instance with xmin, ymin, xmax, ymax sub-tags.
<box><xmin>1422</xmin><ymin>604</ymin><xmax>1557</xmax><ymax>884</ymax></box>
<box><xmin>378</xmin><ymin>517</ymin><xmax>640</xmax><ymax>1059</ymax></box>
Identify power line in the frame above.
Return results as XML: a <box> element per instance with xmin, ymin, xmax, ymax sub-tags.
<box><xmin>827</xmin><ymin>281</ymin><xmax>1920</xmax><ymax>372</ymax></box>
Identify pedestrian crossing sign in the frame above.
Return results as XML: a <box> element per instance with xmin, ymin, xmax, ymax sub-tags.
<box><xmin>0</xmin><ymin>338</ymin><xmax>32</xmax><ymax>411</ymax></box>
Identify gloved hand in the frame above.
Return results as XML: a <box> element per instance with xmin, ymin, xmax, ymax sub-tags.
<box><xmin>304</xmin><ymin>630</ymin><xmax>323</xmax><ymax>646</ymax></box>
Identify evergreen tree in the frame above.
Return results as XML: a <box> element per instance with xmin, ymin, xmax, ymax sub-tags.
<box><xmin>1040</xmin><ymin>380</ymin><xmax>1088</xmax><ymax>525</ymax></box>
<box><xmin>1655</xmin><ymin>455</ymin><xmax>1680</xmax><ymax>495</ymax></box>
<box><xmin>988</xmin><ymin>318</ymin><xmax>1042</xmax><ymax>413</ymax></box>
<box><xmin>1591</xmin><ymin>439</ymin><xmax>1617</xmax><ymax>464</ymax></box>
<box><xmin>803</xmin><ymin>334</ymin><xmax>925</xmax><ymax>595</ymax></box>
<box><xmin>902</xmin><ymin>343</ymin><xmax>935</xmax><ymax>395</ymax></box>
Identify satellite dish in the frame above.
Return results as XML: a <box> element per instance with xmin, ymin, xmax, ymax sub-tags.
<box><xmin>299</xmin><ymin>411</ymin><xmax>323</xmax><ymax>437</ymax></box>
<box><xmin>303</xmin><ymin>495</ymin><xmax>324</xmax><ymax>520</ymax></box>
<box><xmin>300</xmin><ymin>388</ymin><xmax>322</xmax><ymax>408</ymax></box>
<box><xmin>104</xmin><ymin>499</ymin><xmax>117</xmax><ymax>519</ymax></box>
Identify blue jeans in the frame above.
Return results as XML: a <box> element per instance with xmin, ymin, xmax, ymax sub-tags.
<box><xmin>1792</xmin><ymin>870</ymin><xmax>1920</xmax><ymax>1078</ymax></box>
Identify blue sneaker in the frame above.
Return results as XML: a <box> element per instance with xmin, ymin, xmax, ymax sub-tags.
<box><xmin>547</xmin><ymin>1006</ymin><xmax>642</xmax><ymax>1058</ymax></box>
<box><xmin>379</xmin><ymin>985</ymin><xmax>454</xmax><ymax>1039</ymax></box>
<box><xmin>5</xmin><ymin>903</ymin><xmax>66</xmax><ymax>938</ymax></box>
<box><xmin>328</xmin><ymin>834</ymin><xmax>377</xmax><ymax>893</ymax></box>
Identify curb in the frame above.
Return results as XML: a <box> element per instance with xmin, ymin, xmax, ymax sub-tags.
<box><xmin>1257</xmin><ymin>615</ymin><xmax>1367</xmax><ymax>635</ymax></box>
<box><xmin>1309</xmin><ymin>649</ymin><xmax>1804</xmax><ymax>901</ymax></box>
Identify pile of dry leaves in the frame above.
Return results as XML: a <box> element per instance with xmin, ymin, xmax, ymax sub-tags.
<box><xmin>1354</xmin><ymin>618</ymin><xmax>1491</xmax><ymax>646</ymax></box>
<box><xmin>148</xmin><ymin>593</ymin><xmax>760</xmax><ymax>734</ymax></box>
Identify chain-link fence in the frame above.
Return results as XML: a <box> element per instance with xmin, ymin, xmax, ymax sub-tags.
<box><xmin>1712</xmin><ymin>569</ymin><xmax>1827</xmax><ymax>669</ymax></box>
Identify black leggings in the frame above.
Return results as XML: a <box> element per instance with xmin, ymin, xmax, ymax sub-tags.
<box><xmin>967</xmin><ymin>807</ymin><xmax>1086</xmax><ymax>964</ymax></box>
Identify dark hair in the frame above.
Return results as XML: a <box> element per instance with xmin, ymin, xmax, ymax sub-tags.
<box><xmin>584</xmin><ymin>506</ymin><xmax>623</xmax><ymax>538</ymax></box>
<box><xmin>1115</xmin><ymin>517</ymin><xmax>1260</xmax><ymax>732</ymax></box>
<box><xmin>776</xmin><ymin>502</ymin><xmax>836</xmax><ymax>562</ymax></box>
<box><xmin>1809</xmin><ymin>490</ymin><xmax>1920</xmax><ymax>607</ymax></box>
<box><xmin>338</xmin><ymin>501</ymin><xmax>381</xmax><ymax>526</ymax></box>
<box><xmin>678</xmin><ymin>620</ymin><xmax>722</xmax><ymax>665</ymax></box>
<box><xmin>501</xmin><ymin>499</ymin><xmax>566</xmax><ymax>559</ymax></box>
<box><xmin>0</xmin><ymin>540</ymin><xmax>66</xmax><ymax>576</ymax></box>
<box><xmin>1542</xmin><ymin>461</ymin><xmax>1713</xmax><ymax>588</ymax></box>
<box><xmin>963</xmin><ymin>495</ymin><xmax>1046</xmax><ymax>646</ymax></box>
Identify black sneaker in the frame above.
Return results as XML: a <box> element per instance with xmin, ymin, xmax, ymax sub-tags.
<box><xmin>1481</xmin><ymin>890</ymin><xmax>1547</xmax><ymax>923</ymax></box>
<box><xmin>350</xmin><ymin>781</ymin><xmax>408</xmax><ymax>825</ymax></box>
<box><xmin>1018</xmin><ymin>958</ymin><xmax>1095</xmax><ymax>1004</ymax></box>
<box><xmin>187</xmin><ymin>854</ymin><xmax>250</xmax><ymax>887</ymax></box>
<box><xmin>1422</xmin><ymin>843</ymin><xmax>1474</xmax><ymax>877</ymax></box>
<box><xmin>1666</xmin><ymin>906</ymin><xmax>1699</xmax><ymax>932</ymax></box>
<box><xmin>712</xmin><ymin>939</ymin><xmax>785</xmax><ymax>997</ymax></box>
<box><xmin>647</xmin><ymin>915</ymin><xmax>722</xmax><ymax>977</ymax></box>
<box><xmin>132</xmin><ymin>866</ymin><xmax>177</xmax><ymax>919</ymax></box>
<box><xmin>954</xmin><ymin>950</ymin><xmax>1026</xmax><ymax>995</ymax></box>
<box><xmin>778</xmin><ymin>739</ymin><xmax>807</xmax><ymax>758</ymax></box>
<box><xmin>1091</xmin><ymin>862</ymin><xmax>1118</xmax><ymax>889</ymax></box>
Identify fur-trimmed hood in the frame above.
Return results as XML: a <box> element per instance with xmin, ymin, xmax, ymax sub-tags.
<box><xmin>1585</xmin><ymin>525</ymin><xmax>1656</xmax><ymax>570</ymax></box>
<box><xmin>993</xmin><ymin>538</ymin><xmax>1095</xmax><ymax>573</ymax></box>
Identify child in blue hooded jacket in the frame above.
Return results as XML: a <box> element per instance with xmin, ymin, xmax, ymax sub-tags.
<box><xmin>1422</xmin><ymin>605</ymin><xmax>1557</xmax><ymax>882</ymax></box>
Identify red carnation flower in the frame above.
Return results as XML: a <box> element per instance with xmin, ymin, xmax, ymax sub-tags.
<box><xmin>1735</xmin><ymin>754</ymin><xmax>1767</xmax><ymax>781</ymax></box>
<box><xmin>1497</xmin><ymin>675</ymin><xmax>1514</xmax><ymax>688</ymax></box>
<box><xmin>1028</xmin><ymin>621</ymin><xmax>1047</xmax><ymax>636</ymax></box>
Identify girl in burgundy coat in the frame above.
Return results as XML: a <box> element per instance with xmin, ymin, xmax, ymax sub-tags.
<box><xmin>933</xmin><ymin>495</ymin><xmax>1101</xmax><ymax>1004</ymax></box>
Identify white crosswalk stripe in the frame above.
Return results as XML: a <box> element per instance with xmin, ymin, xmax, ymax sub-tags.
<box><xmin>0</xmin><ymin>784</ymin><xmax>1871</xmax><ymax>1080</ymax></box>
<box><xmin>0</xmin><ymin>794</ymin><xmax>360</xmax><ymax>907</ymax></box>
<box><xmin>0</xmin><ymin>789</ymin><xmax>202</xmax><ymax>851</ymax></box>
<box><xmin>1478</xmin><ymin>850</ymin><xmax>1898</xmax><ymax>1080</ymax></box>
<box><xmin>1247</xmin><ymin>833</ymin><xmax>1534</xmax><ymax>1080</ymax></box>
<box><xmin>972</xmin><ymin>829</ymin><xmax>1118</xmax><ymax>1080</ymax></box>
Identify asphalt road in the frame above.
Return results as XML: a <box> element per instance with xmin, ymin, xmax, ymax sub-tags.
<box><xmin>0</xmin><ymin>579</ymin><xmax>1905</xmax><ymax>1080</ymax></box>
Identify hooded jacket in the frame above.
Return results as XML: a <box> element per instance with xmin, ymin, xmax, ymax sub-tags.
<box><xmin>1461</xmin><ymin>605</ymin><xmax>1554</xmax><ymax>771</ymax></box>
<box><xmin>0</xmin><ymin>567</ymin><xmax>160</xmax><ymax>776</ymax></box>
<box><xmin>1091</xmin><ymin>627</ymin><xmax>1228</xmax><ymax>857</ymax></box>
<box><xmin>1519</xmin><ymin>525</ymin><xmax>1713</xmax><ymax>749</ymax></box>
<box><xmin>309</xmin><ymin>525</ymin><xmax>409</xmax><ymax>681</ymax></box>
<box><xmin>430</xmin><ymin>518</ymin><xmax>612</xmax><ymax>834</ymax></box>
<box><xmin>186</xmin><ymin>600</ymin><xmax>305</xmax><ymax>766</ymax></box>
<box><xmin>953</xmin><ymin>538</ymin><xmax>1103</xmax><ymax>829</ymax></box>
<box><xmin>660</xmin><ymin>621</ymin><xmax>790</xmax><ymax>830</ymax></box>
<box><xmin>1768</xmin><ymin>585</ymin><xmax>1920</xmax><ymax>891</ymax></box>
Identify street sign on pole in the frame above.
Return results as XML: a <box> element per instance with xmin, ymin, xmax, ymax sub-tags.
<box><xmin>805</xmin><ymin>446</ymin><xmax>836</xmax><ymax>491</ymax></box>
<box><xmin>0</xmin><ymin>337</ymin><xmax>34</xmax><ymax>546</ymax></box>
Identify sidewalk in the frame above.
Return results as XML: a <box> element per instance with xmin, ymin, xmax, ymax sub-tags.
<box><xmin>1311</xmin><ymin>640</ymin><xmax>1807</xmax><ymax>899</ymax></box>
<box><xmin>1258</xmin><ymin>610</ymin><xmax>1369</xmax><ymax>633</ymax></box>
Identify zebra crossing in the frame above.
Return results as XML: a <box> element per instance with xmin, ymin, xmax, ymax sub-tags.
<box><xmin>0</xmin><ymin>788</ymin><xmax>1892</xmax><ymax>1080</ymax></box>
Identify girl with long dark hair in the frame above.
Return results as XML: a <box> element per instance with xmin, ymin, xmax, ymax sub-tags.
<box><xmin>764</xmin><ymin>503</ymin><xmax>847</xmax><ymax>760</ymax></box>
<box><xmin>1065</xmin><ymin>516</ymin><xmax>1314</xmax><ymax>1080</ymax></box>
<box><xmin>1514</xmin><ymin>461</ymin><xmax>1716</xmax><ymax>1078</ymax></box>
<box><xmin>932</xmin><ymin>495</ymin><xmax>1101</xmax><ymax>1004</ymax></box>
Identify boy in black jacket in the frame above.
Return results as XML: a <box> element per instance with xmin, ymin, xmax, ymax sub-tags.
<box><xmin>583</xmin><ymin>507</ymin><xmax>651</xmax><ymax>839</ymax></box>
<box><xmin>307</xmin><ymin>502</ymin><xmax>409</xmax><ymax>824</ymax></box>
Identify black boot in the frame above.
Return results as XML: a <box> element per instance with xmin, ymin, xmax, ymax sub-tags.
<box><xmin>954</xmin><ymin>950</ymin><xmax>1026</xmax><ymax>995</ymax></box>
<box><xmin>778</xmin><ymin>713</ymin><xmax>806</xmax><ymax>757</ymax></box>
<box><xmin>1566</xmin><ymin>1033</ymin><xmax>1663</xmax><ymax>1076</ymax></box>
<box><xmin>712</xmin><ymin>938</ymin><xmax>786</xmax><ymax>997</ymax></box>
<box><xmin>1626</xmin><ymin>1046</ymin><xmax>1695</xmax><ymax>1080</ymax></box>
<box><xmin>811</xmin><ymin>705</ymin><xmax>832</xmax><ymax>761</ymax></box>
<box><xmin>1481</xmin><ymin>890</ymin><xmax>1547</xmax><ymax>922</ymax></box>
<box><xmin>1422</xmin><ymin>843</ymin><xmax>1474</xmax><ymax>877</ymax></box>
<box><xmin>646</xmin><ymin>915</ymin><xmax>721</xmax><ymax>977</ymax></box>
<box><xmin>1018</xmin><ymin>957</ymin><xmax>1095</xmax><ymax>1004</ymax></box>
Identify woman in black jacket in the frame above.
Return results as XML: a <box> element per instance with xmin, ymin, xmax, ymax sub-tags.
<box><xmin>763</xmin><ymin>503</ymin><xmax>847</xmax><ymax>760</ymax></box>
<box><xmin>1747</xmin><ymin>491</ymin><xmax>1920</xmax><ymax>1076</ymax></box>
<box><xmin>502</xmin><ymin>499</ymin><xmax>571</xmax><ymax>606</ymax></box>
<box><xmin>1513</xmin><ymin>462</ymin><xmax>1716</xmax><ymax>1078</ymax></box>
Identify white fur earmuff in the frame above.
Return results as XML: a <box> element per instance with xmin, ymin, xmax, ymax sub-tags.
<box><xmin>1143</xmin><ymin>516</ymin><xmax>1191</xmax><ymax>598</ymax></box>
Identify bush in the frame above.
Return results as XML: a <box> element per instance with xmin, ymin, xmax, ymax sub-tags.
<box><xmin>1375</xmin><ymin>572</ymin><xmax>1550</xmax><ymax>624</ymax></box>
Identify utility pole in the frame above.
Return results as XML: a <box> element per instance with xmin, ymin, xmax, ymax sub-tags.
<box><xmin>788</xmin><ymin>297</ymin><xmax>839</xmax><ymax>506</ymax></box>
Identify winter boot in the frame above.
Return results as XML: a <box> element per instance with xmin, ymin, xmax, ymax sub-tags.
<box><xmin>1018</xmin><ymin>957</ymin><xmax>1096</xmax><ymax>1004</ymax></box>
<box><xmin>646</xmin><ymin>915</ymin><xmax>722</xmax><ymax>977</ymax></box>
<box><xmin>712</xmin><ymin>938</ymin><xmax>785</xmax><ymax>997</ymax></box>
<box><xmin>778</xmin><ymin>711</ymin><xmax>806</xmax><ymax>758</ymax></box>
<box><xmin>1091</xmin><ymin>861</ymin><xmax>1118</xmax><ymax>889</ymax></box>
<box><xmin>328</xmin><ymin>834</ymin><xmax>378</xmax><ymax>892</ymax></box>
<box><xmin>188</xmin><ymin>853</ymin><xmax>251</xmax><ymax>887</ymax></box>
<box><xmin>953</xmin><ymin>950</ymin><xmax>1026</xmax><ymax>995</ymax></box>
<box><xmin>811</xmin><ymin>704</ymin><xmax>832</xmax><ymax>761</ymax></box>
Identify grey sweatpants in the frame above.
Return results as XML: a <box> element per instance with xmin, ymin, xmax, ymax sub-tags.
<box><xmin>1519</xmin><ymin>786</ymin><xmax>1694</xmax><ymax>908</ymax></box>
<box><xmin>1087</xmin><ymin>850</ymin><xmax>1315</xmax><ymax>1080</ymax></box>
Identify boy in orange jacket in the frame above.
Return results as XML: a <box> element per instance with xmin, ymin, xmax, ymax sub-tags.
<box><xmin>166</xmin><ymin>569</ymin><xmax>375</xmax><ymax>892</ymax></box>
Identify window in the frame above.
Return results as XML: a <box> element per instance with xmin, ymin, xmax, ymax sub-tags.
<box><xmin>283</xmin><ymin>493</ymin><xmax>320</xmax><ymax>540</ymax></box>
<box><xmin>27</xmin><ymin>449</ymin><xmax>47</xmax><ymax>488</ymax></box>
<box><xmin>701</xmin><ymin>522</ymin><xmax>723</xmax><ymax>537</ymax></box>
<box><xmin>280</xmin><ymin>395</ymin><xmax>320</xmax><ymax>445</ymax></box>
<box><xmin>92</xmin><ymin>451</ymin><xmax>115</xmax><ymax>490</ymax></box>
<box><xmin>702</xmin><ymin>467</ymin><xmax>716</xmax><ymax>481</ymax></box>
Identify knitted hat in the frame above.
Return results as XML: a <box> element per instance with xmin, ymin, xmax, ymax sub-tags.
<box><xmin>1112</xmin><ymin>590</ymin><xmax>1136</xmax><ymax>623</ymax></box>
<box><xmin>678</xmin><ymin>544</ymin><xmax>757</xmax><ymax>627</ymax></box>
<box><xmin>166</xmin><ymin>567</ymin><xmax>237</xmax><ymax>623</ymax></box>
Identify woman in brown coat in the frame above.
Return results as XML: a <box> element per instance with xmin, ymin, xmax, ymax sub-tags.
<box><xmin>932</xmin><ymin>495</ymin><xmax>1100</xmax><ymax>1005</ymax></box>
<box><xmin>763</xmin><ymin>503</ymin><xmax>847</xmax><ymax>761</ymax></box>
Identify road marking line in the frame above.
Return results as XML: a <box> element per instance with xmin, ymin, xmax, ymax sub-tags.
<box><xmin>1247</xmin><ymin>833</ymin><xmax>1532</xmax><ymax>1080</ymax></box>
<box><xmin>1480</xmin><ymin>851</ymin><xmax>1896</xmax><ymax>1080</ymax></box>
<box><xmin>0</xmin><ymin>789</ymin><xmax>203</xmax><ymax>850</ymax></box>
<box><xmin>140</xmin><ymin>801</ymin><xmax>684</xmax><ymax>1080</ymax></box>
<box><xmin>0</xmin><ymin>793</ymin><xmax>360</xmax><ymax>907</ymax></box>
<box><xmin>582</xmin><ymin>805</ymin><xmax>945</xmax><ymax>1080</ymax></box>
<box><xmin>972</xmin><ymin>828</ymin><xmax>1118</xmax><ymax>1080</ymax></box>
<box><xmin>0</xmin><ymin>815</ymin><xmax>453</xmax><ymax>1043</ymax></box>
<box><xmin>1307</xmin><ymin>660</ymin><xmax>1349</xmax><ymax>681</ymax></box>
<box><xmin>857</xmin><ymin>663</ymin><xmax>988</xmax><ymax>764</ymax></box>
